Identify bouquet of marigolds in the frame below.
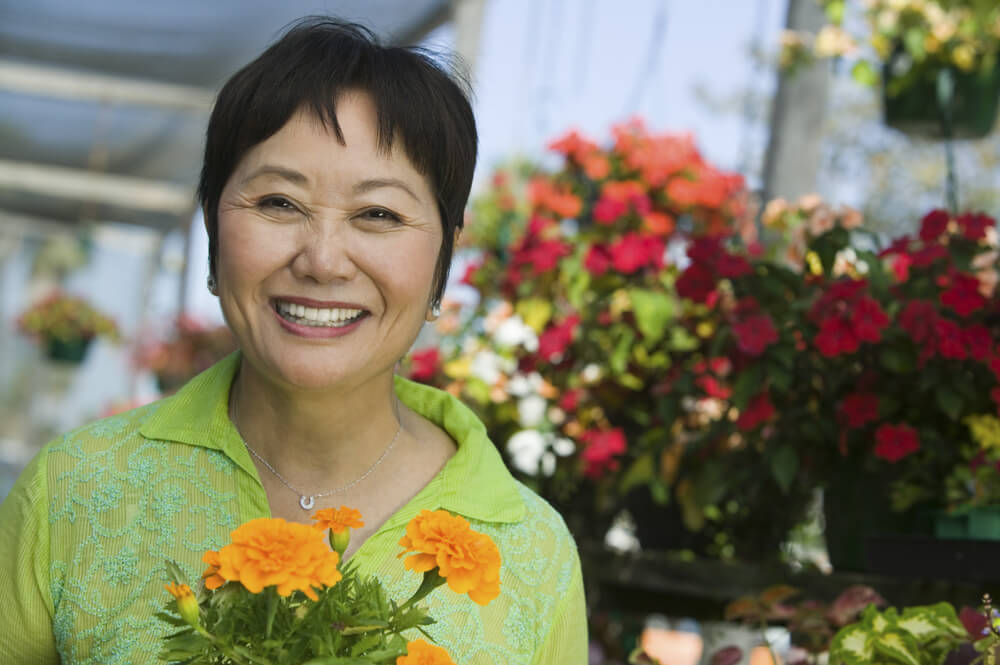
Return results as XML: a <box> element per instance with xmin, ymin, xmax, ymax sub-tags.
<box><xmin>158</xmin><ymin>507</ymin><xmax>501</xmax><ymax>664</ymax></box>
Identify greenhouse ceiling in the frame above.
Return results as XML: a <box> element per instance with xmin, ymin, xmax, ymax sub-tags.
<box><xmin>0</xmin><ymin>0</ymin><xmax>450</xmax><ymax>233</ymax></box>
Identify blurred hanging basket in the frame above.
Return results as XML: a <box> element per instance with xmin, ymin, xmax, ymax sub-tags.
<box><xmin>45</xmin><ymin>336</ymin><xmax>94</xmax><ymax>364</ymax></box>
<box><xmin>882</xmin><ymin>51</ymin><xmax>1000</xmax><ymax>140</ymax></box>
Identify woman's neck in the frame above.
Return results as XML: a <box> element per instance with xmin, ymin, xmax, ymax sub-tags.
<box><xmin>229</xmin><ymin>359</ymin><xmax>406</xmax><ymax>493</ymax></box>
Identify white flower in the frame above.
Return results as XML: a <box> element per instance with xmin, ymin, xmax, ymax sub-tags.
<box><xmin>540</xmin><ymin>451</ymin><xmax>557</xmax><ymax>477</ymax></box>
<box><xmin>506</xmin><ymin>374</ymin><xmax>532</xmax><ymax>397</ymax></box>
<box><xmin>470</xmin><ymin>350</ymin><xmax>503</xmax><ymax>385</ymax></box>
<box><xmin>494</xmin><ymin>314</ymin><xmax>539</xmax><ymax>351</ymax></box>
<box><xmin>582</xmin><ymin>363</ymin><xmax>602</xmax><ymax>384</ymax></box>
<box><xmin>518</xmin><ymin>395</ymin><xmax>547</xmax><ymax>427</ymax></box>
<box><xmin>552</xmin><ymin>437</ymin><xmax>576</xmax><ymax>456</ymax></box>
<box><xmin>506</xmin><ymin>430</ymin><xmax>547</xmax><ymax>475</ymax></box>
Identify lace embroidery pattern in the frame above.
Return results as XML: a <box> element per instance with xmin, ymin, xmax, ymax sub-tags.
<box><xmin>46</xmin><ymin>405</ymin><xmax>240</xmax><ymax>665</ymax></box>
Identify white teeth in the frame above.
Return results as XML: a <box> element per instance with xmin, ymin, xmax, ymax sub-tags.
<box><xmin>275</xmin><ymin>301</ymin><xmax>365</xmax><ymax>327</ymax></box>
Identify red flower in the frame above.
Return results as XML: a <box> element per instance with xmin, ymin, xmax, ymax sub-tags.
<box><xmin>584</xmin><ymin>244</ymin><xmax>612</xmax><ymax>276</ymax></box>
<box><xmin>460</xmin><ymin>260</ymin><xmax>481</xmax><ymax>286</ymax></box>
<box><xmin>732</xmin><ymin>314</ymin><xmax>779</xmax><ymax>356</ymax></box>
<box><xmin>736</xmin><ymin>391</ymin><xmax>775</xmax><ymax>431</ymax></box>
<box><xmin>538</xmin><ymin>315</ymin><xmax>580</xmax><ymax>363</ymax></box>
<box><xmin>716</xmin><ymin>252</ymin><xmax>753</xmax><ymax>278</ymax></box>
<box><xmin>919</xmin><ymin>209</ymin><xmax>950</xmax><ymax>242</ymax></box>
<box><xmin>814</xmin><ymin>317</ymin><xmax>860</xmax><ymax>357</ymax></box>
<box><xmin>891</xmin><ymin>253</ymin><xmax>913</xmax><ymax>282</ymax></box>
<box><xmin>559</xmin><ymin>389</ymin><xmax>582</xmax><ymax>412</ymax></box>
<box><xmin>839</xmin><ymin>393</ymin><xmax>879</xmax><ymax>428</ymax></box>
<box><xmin>676</xmin><ymin>264</ymin><xmax>717</xmax><ymax>303</ymax></box>
<box><xmin>580</xmin><ymin>428</ymin><xmax>627</xmax><ymax>478</ymax></box>
<box><xmin>878</xmin><ymin>235</ymin><xmax>912</xmax><ymax>258</ymax></box>
<box><xmin>962</xmin><ymin>324</ymin><xmax>991</xmax><ymax>361</ymax></box>
<box><xmin>957</xmin><ymin>212</ymin><xmax>994</xmax><ymax>241</ymax></box>
<box><xmin>897</xmin><ymin>300</ymin><xmax>938</xmax><ymax>345</ymax></box>
<box><xmin>850</xmin><ymin>297</ymin><xmax>889</xmax><ymax>343</ymax></box>
<box><xmin>940</xmin><ymin>272</ymin><xmax>986</xmax><ymax>316</ymax></box>
<box><xmin>527</xmin><ymin>240</ymin><xmax>572</xmax><ymax>274</ymax></box>
<box><xmin>910</xmin><ymin>244</ymin><xmax>948</xmax><ymax>267</ymax></box>
<box><xmin>408</xmin><ymin>348</ymin><xmax>441</xmax><ymax>383</ymax></box>
<box><xmin>686</xmin><ymin>235</ymin><xmax>723</xmax><ymax>266</ymax></box>
<box><xmin>935</xmin><ymin>318</ymin><xmax>966</xmax><ymax>359</ymax></box>
<box><xmin>593</xmin><ymin>196</ymin><xmax>628</xmax><ymax>224</ymax></box>
<box><xmin>609</xmin><ymin>233</ymin><xmax>663</xmax><ymax>274</ymax></box>
<box><xmin>874</xmin><ymin>423</ymin><xmax>920</xmax><ymax>462</ymax></box>
<box><xmin>696</xmin><ymin>374</ymin><xmax>732</xmax><ymax>399</ymax></box>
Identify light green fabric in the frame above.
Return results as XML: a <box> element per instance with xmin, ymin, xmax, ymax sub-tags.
<box><xmin>0</xmin><ymin>352</ymin><xmax>587</xmax><ymax>664</ymax></box>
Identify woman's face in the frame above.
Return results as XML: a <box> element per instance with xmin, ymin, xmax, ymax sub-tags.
<box><xmin>214</xmin><ymin>92</ymin><xmax>442</xmax><ymax>393</ymax></box>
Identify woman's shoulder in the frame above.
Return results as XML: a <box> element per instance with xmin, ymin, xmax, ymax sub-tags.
<box><xmin>50</xmin><ymin>398</ymin><xmax>167</xmax><ymax>457</ymax></box>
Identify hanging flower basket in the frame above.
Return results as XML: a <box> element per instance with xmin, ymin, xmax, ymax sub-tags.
<box><xmin>45</xmin><ymin>335</ymin><xmax>94</xmax><ymax>364</ymax></box>
<box><xmin>882</xmin><ymin>54</ymin><xmax>1000</xmax><ymax>139</ymax></box>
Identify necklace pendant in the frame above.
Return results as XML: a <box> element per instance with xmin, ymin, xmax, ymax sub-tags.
<box><xmin>299</xmin><ymin>495</ymin><xmax>315</xmax><ymax>510</ymax></box>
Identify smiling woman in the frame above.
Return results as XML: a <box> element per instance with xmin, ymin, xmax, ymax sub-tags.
<box><xmin>0</xmin><ymin>18</ymin><xmax>586</xmax><ymax>665</ymax></box>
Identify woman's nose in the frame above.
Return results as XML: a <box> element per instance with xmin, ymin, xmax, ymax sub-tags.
<box><xmin>289</xmin><ymin>220</ymin><xmax>358</xmax><ymax>283</ymax></box>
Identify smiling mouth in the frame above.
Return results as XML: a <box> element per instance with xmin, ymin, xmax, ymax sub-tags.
<box><xmin>273</xmin><ymin>300</ymin><xmax>369</xmax><ymax>328</ymax></box>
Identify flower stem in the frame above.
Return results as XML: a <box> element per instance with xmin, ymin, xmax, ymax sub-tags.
<box><xmin>400</xmin><ymin>569</ymin><xmax>446</xmax><ymax>611</ymax></box>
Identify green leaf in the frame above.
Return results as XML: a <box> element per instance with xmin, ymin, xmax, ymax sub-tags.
<box><xmin>619</xmin><ymin>453</ymin><xmax>655</xmax><ymax>495</ymax></box>
<box><xmin>770</xmin><ymin>446</ymin><xmax>799</xmax><ymax>494</ymax></box>
<box><xmin>935</xmin><ymin>385</ymin><xmax>963</xmax><ymax>421</ymax></box>
<box><xmin>831</xmin><ymin>624</ymin><xmax>875</xmax><ymax>665</ymax></box>
<box><xmin>874</xmin><ymin>631</ymin><xmax>923</xmax><ymax>665</ymax></box>
<box><xmin>769</xmin><ymin>363</ymin><xmax>793</xmax><ymax>393</ymax></box>
<box><xmin>611</xmin><ymin>329</ymin><xmax>636</xmax><ymax>374</ymax></box>
<box><xmin>902</xmin><ymin>603</ymin><xmax>968</xmax><ymax>640</ymax></box>
<box><xmin>880</xmin><ymin>346</ymin><xmax>916</xmax><ymax>374</ymax></box>
<box><xmin>824</xmin><ymin>0</ymin><xmax>844</xmax><ymax>24</ymax></box>
<box><xmin>851</xmin><ymin>60</ymin><xmax>879</xmax><ymax>86</ymax></box>
<box><xmin>628</xmin><ymin>288</ymin><xmax>674</xmax><ymax>344</ymax></box>
<box><xmin>515</xmin><ymin>298</ymin><xmax>553</xmax><ymax>333</ymax></box>
<box><xmin>731</xmin><ymin>365</ymin><xmax>764</xmax><ymax>409</ymax></box>
<box><xmin>667</xmin><ymin>326</ymin><xmax>699</xmax><ymax>351</ymax></box>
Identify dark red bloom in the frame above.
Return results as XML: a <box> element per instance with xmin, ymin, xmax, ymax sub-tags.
<box><xmin>538</xmin><ymin>314</ymin><xmax>581</xmax><ymax>362</ymax></box>
<box><xmin>810</xmin><ymin>279</ymin><xmax>868</xmax><ymax>323</ymax></box>
<box><xmin>878</xmin><ymin>235</ymin><xmax>913</xmax><ymax>258</ymax></box>
<box><xmin>608</xmin><ymin>233</ymin><xmax>659</xmax><ymax>274</ymax></box>
<box><xmin>814</xmin><ymin>317</ymin><xmax>860</xmax><ymax>357</ymax></box>
<box><xmin>935</xmin><ymin>318</ymin><xmax>966</xmax><ymax>359</ymax></box>
<box><xmin>850</xmin><ymin>297</ymin><xmax>889</xmax><ymax>342</ymax></box>
<box><xmin>593</xmin><ymin>196</ymin><xmax>628</xmax><ymax>224</ymax></box>
<box><xmin>962</xmin><ymin>324</ymin><xmax>992</xmax><ymax>361</ymax></box>
<box><xmin>584</xmin><ymin>244</ymin><xmax>612</xmax><ymax>276</ymax></box>
<box><xmin>891</xmin><ymin>253</ymin><xmax>913</xmax><ymax>282</ymax></box>
<box><xmin>956</xmin><ymin>212</ymin><xmax>994</xmax><ymax>241</ymax></box>
<box><xmin>940</xmin><ymin>272</ymin><xmax>986</xmax><ymax>316</ymax></box>
<box><xmin>408</xmin><ymin>348</ymin><xmax>441</xmax><ymax>382</ymax></box>
<box><xmin>676</xmin><ymin>263</ymin><xmax>717</xmax><ymax>303</ymax></box>
<box><xmin>874</xmin><ymin>423</ymin><xmax>920</xmax><ymax>462</ymax></box>
<box><xmin>897</xmin><ymin>300</ymin><xmax>938</xmax><ymax>345</ymax></box>
<box><xmin>839</xmin><ymin>393</ymin><xmax>879</xmax><ymax>429</ymax></box>
<box><xmin>716</xmin><ymin>252</ymin><xmax>753</xmax><ymax>278</ymax></box>
<box><xmin>686</xmin><ymin>235</ymin><xmax>724</xmax><ymax>265</ymax></box>
<box><xmin>910</xmin><ymin>244</ymin><xmax>948</xmax><ymax>267</ymax></box>
<box><xmin>460</xmin><ymin>260</ymin><xmax>482</xmax><ymax>286</ymax></box>
<box><xmin>580</xmin><ymin>428</ymin><xmax>627</xmax><ymax>478</ymax></box>
<box><xmin>919</xmin><ymin>209</ymin><xmax>950</xmax><ymax>242</ymax></box>
<box><xmin>733</xmin><ymin>314</ymin><xmax>779</xmax><ymax>356</ymax></box>
<box><xmin>736</xmin><ymin>391</ymin><xmax>775</xmax><ymax>431</ymax></box>
<box><xmin>559</xmin><ymin>389</ymin><xmax>582</xmax><ymax>412</ymax></box>
<box><xmin>527</xmin><ymin>239</ymin><xmax>572</xmax><ymax>274</ymax></box>
<box><xmin>696</xmin><ymin>374</ymin><xmax>732</xmax><ymax>399</ymax></box>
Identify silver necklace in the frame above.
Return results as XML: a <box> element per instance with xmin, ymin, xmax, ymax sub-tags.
<box><xmin>231</xmin><ymin>391</ymin><xmax>401</xmax><ymax>510</ymax></box>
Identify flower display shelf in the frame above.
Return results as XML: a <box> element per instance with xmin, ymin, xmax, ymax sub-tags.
<box><xmin>45</xmin><ymin>336</ymin><xmax>93</xmax><ymax>364</ymax></box>
<box><xmin>580</xmin><ymin>542</ymin><xmax>986</xmax><ymax>623</ymax></box>
<box><xmin>883</xmin><ymin>58</ymin><xmax>1000</xmax><ymax>139</ymax></box>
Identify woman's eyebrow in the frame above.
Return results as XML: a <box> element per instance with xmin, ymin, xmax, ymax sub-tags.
<box><xmin>353</xmin><ymin>178</ymin><xmax>419</xmax><ymax>202</ymax></box>
<box><xmin>240</xmin><ymin>165</ymin><xmax>310</xmax><ymax>186</ymax></box>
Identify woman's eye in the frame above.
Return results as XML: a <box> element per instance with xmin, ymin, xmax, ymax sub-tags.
<box><xmin>257</xmin><ymin>196</ymin><xmax>298</xmax><ymax>213</ymax></box>
<box><xmin>360</xmin><ymin>208</ymin><xmax>402</xmax><ymax>223</ymax></box>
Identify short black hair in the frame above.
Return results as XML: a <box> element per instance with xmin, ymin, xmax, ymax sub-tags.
<box><xmin>198</xmin><ymin>17</ymin><xmax>478</xmax><ymax>306</ymax></box>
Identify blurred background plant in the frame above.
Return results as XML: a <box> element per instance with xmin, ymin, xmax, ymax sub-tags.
<box><xmin>17</xmin><ymin>291</ymin><xmax>119</xmax><ymax>363</ymax></box>
<box><xmin>134</xmin><ymin>314</ymin><xmax>235</xmax><ymax>394</ymax></box>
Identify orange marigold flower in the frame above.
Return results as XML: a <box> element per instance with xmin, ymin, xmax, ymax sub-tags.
<box><xmin>212</xmin><ymin>517</ymin><xmax>342</xmax><ymax>601</ymax></box>
<box><xmin>202</xmin><ymin>550</ymin><xmax>225</xmax><ymax>590</ymax></box>
<box><xmin>311</xmin><ymin>506</ymin><xmax>365</xmax><ymax>533</ymax></box>
<box><xmin>397</xmin><ymin>639</ymin><xmax>457</xmax><ymax>665</ymax></box>
<box><xmin>398</xmin><ymin>510</ymin><xmax>501</xmax><ymax>606</ymax></box>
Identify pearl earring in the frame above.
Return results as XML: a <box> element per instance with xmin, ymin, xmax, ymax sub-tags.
<box><xmin>207</xmin><ymin>274</ymin><xmax>218</xmax><ymax>295</ymax></box>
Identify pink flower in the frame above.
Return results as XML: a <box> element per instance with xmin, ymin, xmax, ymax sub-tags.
<box><xmin>408</xmin><ymin>348</ymin><xmax>441</xmax><ymax>382</ymax></box>
<box><xmin>537</xmin><ymin>315</ymin><xmax>580</xmax><ymax>363</ymax></box>
<box><xmin>580</xmin><ymin>428</ymin><xmax>627</xmax><ymax>478</ymax></box>
<box><xmin>732</xmin><ymin>314</ymin><xmax>779</xmax><ymax>356</ymax></box>
<box><xmin>584</xmin><ymin>244</ymin><xmax>612</xmax><ymax>276</ymax></box>
<box><xmin>593</xmin><ymin>196</ymin><xmax>628</xmax><ymax>224</ymax></box>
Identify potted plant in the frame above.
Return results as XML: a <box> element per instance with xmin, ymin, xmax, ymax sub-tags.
<box><xmin>792</xmin><ymin>0</ymin><xmax>1000</xmax><ymax>138</ymax></box>
<box><xmin>135</xmin><ymin>314</ymin><xmax>235</xmax><ymax>393</ymax></box>
<box><xmin>17</xmin><ymin>291</ymin><xmax>119</xmax><ymax>364</ymax></box>
<box><xmin>405</xmin><ymin>120</ymin><xmax>818</xmax><ymax>561</ymax></box>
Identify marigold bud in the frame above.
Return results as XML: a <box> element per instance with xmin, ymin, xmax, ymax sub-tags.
<box><xmin>165</xmin><ymin>582</ymin><xmax>200</xmax><ymax>628</ymax></box>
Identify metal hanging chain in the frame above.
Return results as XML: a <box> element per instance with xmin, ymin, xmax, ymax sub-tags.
<box><xmin>231</xmin><ymin>389</ymin><xmax>402</xmax><ymax>510</ymax></box>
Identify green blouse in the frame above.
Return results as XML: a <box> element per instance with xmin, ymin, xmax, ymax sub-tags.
<box><xmin>0</xmin><ymin>353</ymin><xmax>586</xmax><ymax>664</ymax></box>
